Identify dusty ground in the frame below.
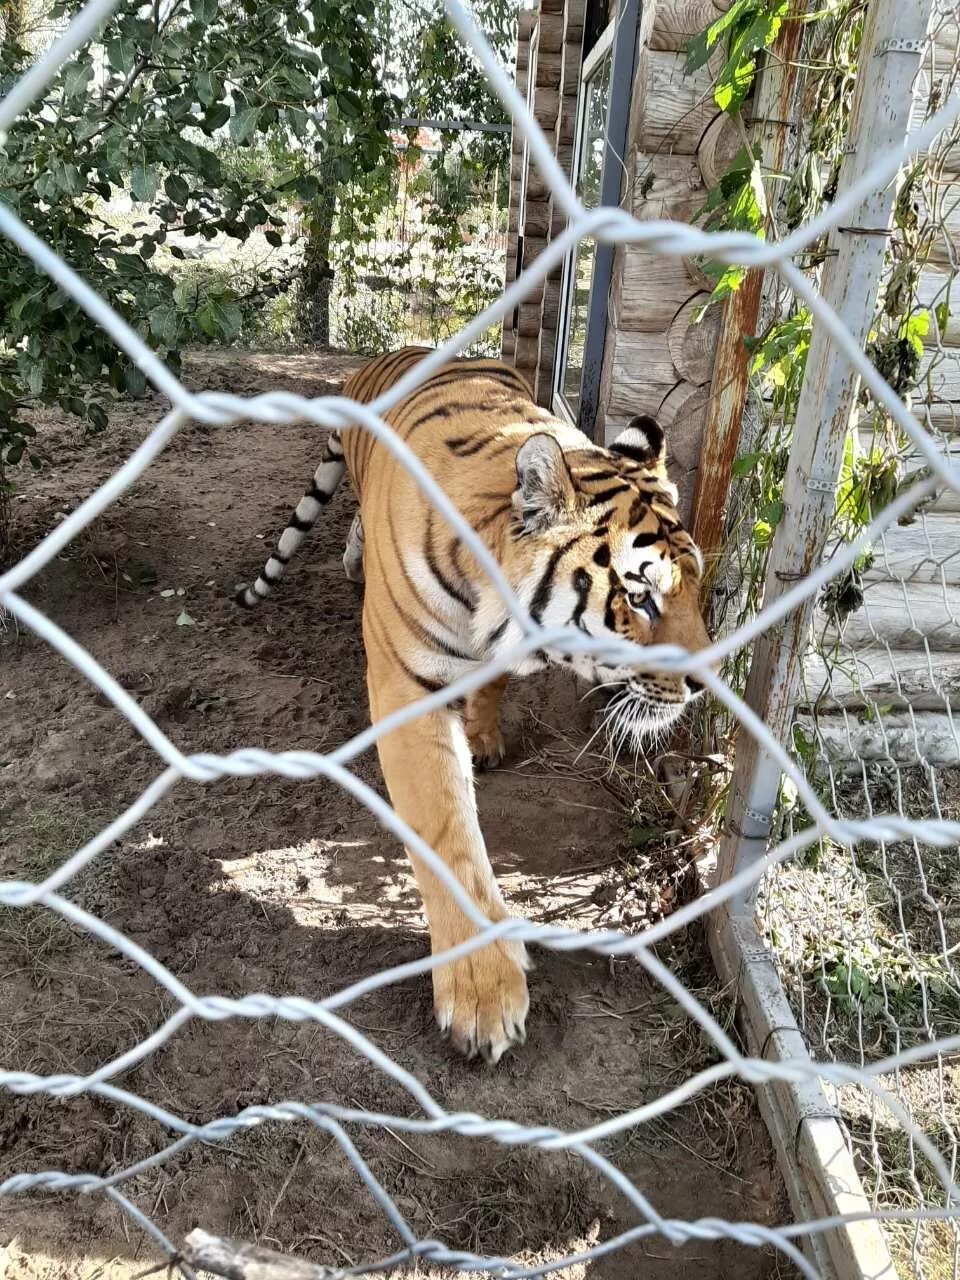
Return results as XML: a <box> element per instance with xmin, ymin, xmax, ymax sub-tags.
<box><xmin>0</xmin><ymin>351</ymin><xmax>793</xmax><ymax>1280</ymax></box>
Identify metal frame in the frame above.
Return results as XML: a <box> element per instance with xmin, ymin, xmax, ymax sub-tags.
<box><xmin>553</xmin><ymin>0</ymin><xmax>642</xmax><ymax>440</ymax></box>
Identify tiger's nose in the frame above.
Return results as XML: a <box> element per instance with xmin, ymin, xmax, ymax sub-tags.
<box><xmin>684</xmin><ymin>675</ymin><xmax>705</xmax><ymax>694</ymax></box>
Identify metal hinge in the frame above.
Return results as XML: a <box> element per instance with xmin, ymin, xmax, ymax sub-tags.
<box><xmin>874</xmin><ymin>37</ymin><xmax>924</xmax><ymax>56</ymax></box>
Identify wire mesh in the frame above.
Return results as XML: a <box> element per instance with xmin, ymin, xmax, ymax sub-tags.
<box><xmin>708</xmin><ymin>5</ymin><xmax>960</xmax><ymax>1276</ymax></box>
<box><xmin>1</xmin><ymin>1</ymin><xmax>960</xmax><ymax>1278</ymax></box>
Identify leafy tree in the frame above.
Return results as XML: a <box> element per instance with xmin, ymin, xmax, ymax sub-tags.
<box><xmin>0</xmin><ymin>0</ymin><xmax>396</xmax><ymax>483</ymax></box>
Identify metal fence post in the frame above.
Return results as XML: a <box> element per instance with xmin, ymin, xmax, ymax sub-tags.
<box><xmin>709</xmin><ymin>3</ymin><xmax>935</xmax><ymax>1277</ymax></box>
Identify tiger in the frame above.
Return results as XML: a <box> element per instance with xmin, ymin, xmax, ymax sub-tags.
<box><xmin>234</xmin><ymin>346</ymin><xmax>712</xmax><ymax>1064</ymax></box>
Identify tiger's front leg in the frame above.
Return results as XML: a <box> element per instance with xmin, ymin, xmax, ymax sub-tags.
<box><xmin>464</xmin><ymin>674</ymin><xmax>508</xmax><ymax>769</ymax></box>
<box><xmin>364</xmin><ymin>629</ymin><xmax>528</xmax><ymax>1063</ymax></box>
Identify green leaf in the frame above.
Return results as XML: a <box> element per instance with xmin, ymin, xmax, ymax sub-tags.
<box><xmin>901</xmin><ymin>309</ymin><xmax>930</xmax><ymax>358</ymax></box>
<box><xmin>731</xmin><ymin>451</ymin><xmax>761</xmax><ymax>479</ymax></box>
<box><xmin>264</xmin><ymin>229</ymin><xmax>283</xmax><ymax>247</ymax></box>
<box><xmin>194</xmin><ymin>71</ymin><xmax>220</xmax><ymax>107</ymax></box>
<box><xmin>191</xmin><ymin>0</ymin><xmax>218</xmax><ymax>20</ymax></box>
<box><xmin>760</xmin><ymin>498</ymin><xmax>784</xmax><ymax>525</ymax></box>
<box><xmin>164</xmin><ymin>173</ymin><xmax>190</xmax><ymax>204</ymax></box>
<box><xmin>176</xmin><ymin>609</ymin><xmax>197</xmax><ymax>626</ymax></box>
<box><xmin>131</xmin><ymin>162</ymin><xmax>158</xmax><ymax>203</ymax></box>
<box><xmin>106</xmin><ymin>35</ymin><xmax>138</xmax><ymax>74</ymax></box>
<box><xmin>62</xmin><ymin>59</ymin><xmax>94</xmax><ymax>102</ymax></box>
<box><xmin>229</xmin><ymin>105</ymin><xmax>260</xmax><ymax>144</ymax></box>
<box><xmin>125</xmin><ymin>366</ymin><xmax>148</xmax><ymax>397</ymax></box>
<box><xmin>203</xmin><ymin>103</ymin><xmax>231</xmax><ymax>132</ymax></box>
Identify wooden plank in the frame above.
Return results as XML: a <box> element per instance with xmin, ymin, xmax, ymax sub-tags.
<box><xmin>916</xmin><ymin>265</ymin><xmax>960</xmax><ymax>345</ymax></box>
<box><xmin>928</xmin><ymin>196</ymin><xmax>960</xmax><ymax>267</ymax></box>
<box><xmin>608</xmin><ymin>331</ymin><xmax>681</xmax><ymax>415</ymax></box>
<box><xmin>854</xmin><ymin>513</ymin><xmax>960</xmax><ymax>585</ymax></box>
<box><xmin>919</xmin><ymin>347</ymin><xmax>960</xmax><ymax>401</ymax></box>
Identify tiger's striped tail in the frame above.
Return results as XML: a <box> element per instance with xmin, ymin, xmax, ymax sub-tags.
<box><xmin>234</xmin><ymin>432</ymin><xmax>345</xmax><ymax>608</ymax></box>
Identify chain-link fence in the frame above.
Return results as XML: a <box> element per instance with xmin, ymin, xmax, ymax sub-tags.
<box><xmin>706</xmin><ymin>5</ymin><xmax>960</xmax><ymax>1276</ymax></box>
<box><xmin>2</xmin><ymin>1</ymin><xmax>960</xmax><ymax>1278</ymax></box>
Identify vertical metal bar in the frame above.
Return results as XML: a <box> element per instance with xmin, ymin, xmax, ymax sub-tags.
<box><xmin>716</xmin><ymin>0</ymin><xmax>935</xmax><ymax>899</ymax></box>
<box><xmin>576</xmin><ymin>0</ymin><xmax>642</xmax><ymax>441</ymax></box>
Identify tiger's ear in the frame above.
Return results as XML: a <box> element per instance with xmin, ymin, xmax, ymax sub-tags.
<box><xmin>515</xmin><ymin>433</ymin><xmax>579</xmax><ymax>532</ymax></box>
<box><xmin>609</xmin><ymin>416</ymin><xmax>665</xmax><ymax>468</ymax></box>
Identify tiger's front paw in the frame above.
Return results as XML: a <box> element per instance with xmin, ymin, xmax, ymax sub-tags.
<box><xmin>466</xmin><ymin>723</ymin><xmax>505</xmax><ymax>770</ymax></box>
<box><xmin>432</xmin><ymin>937</ymin><xmax>529</xmax><ymax>1064</ymax></box>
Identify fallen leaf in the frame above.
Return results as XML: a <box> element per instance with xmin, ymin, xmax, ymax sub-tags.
<box><xmin>176</xmin><ymin>610</ymin><xmax>196</xmax><ymax>626</ymax></box>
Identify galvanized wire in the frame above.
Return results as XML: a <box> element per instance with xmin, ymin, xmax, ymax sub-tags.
<box><xmin>2</xmin><ymin>1</ymin><xmax>960</xmax><ymax>1277</ymax></box>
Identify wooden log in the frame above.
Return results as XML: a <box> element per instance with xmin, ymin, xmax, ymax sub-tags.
<box><xmin>650</xmin><ymin>0</ymin><xmax>719</xmax><ymax>51</ymax></box>
<box><xmin>849</xmin><ymin>513</ymin><xmax>960</xmax><ymax>586</ymax></box>
<box><xmin>825</xmin><ymin>580</ymin><xmax>960</xmax><ymax>651</ymax></box>
<box><xmin>522</xmin><ymin>200</ymin><xmax>553</xmax><ymax>238</ymax></box>
<box><xmin>184</xmin><ymin>1229</ymin><xmax>329</xmax><ymax>1280</ymax></box>
<box><xmin>796</xmin><ymin>711</ymin><xmax>960</xmax><ymax>769</ymax></box>
<box><xmin>916</xmin><ymin>265</ymin><xmax>960</xmax><ymax>345</ymax></box>
<box><xmin>632</xmin><ymin>152</ymin><xmax>706</xmax><ymax>222</ymax></box>
<box><xmin>638</xmin><ymin>50</ymin><xmax>718</xmax><ymax>154</ymax></box>
<box><xmin>514</xmin><ymin>333</ymin><xmax>539</xmax><ymax>372</ymax></box>
<box><xmin>608</xmin><ymin>331</ymin><xmax>680</xmax><ymax>414</ymax></box>
<box><xmin>532</xmin><ymin>88</ymin><xmax>561</xmax><ymax>130</ymax></box>
<box><xmin>540</xmin><ymin>276</ymin><xmax>563</xmax><ymax>331</ymax></box>
<box><xmin>537</xmin><ymin>11</ymin><xmax>565</xmax><ymax>53</ymax></box>
<box><xmin>562</xmin><ymin>38</ymin><xmax>581</xmax><ymax>88</ymax></box>
<box><xmin>697</xmin><ymin>111</ymin><xmax>742</xmax><ymax>191</ymax></box>
<box><xmin>526</xmin><ymin>168</ymin><xmax>555</xmax><ymax>203</ymax></box>
<box><xmin>517</xmin><ymin>303</ymin><xmax>545</xmax><ymax>338</ymax></box>
<box><xmin>533</xmin><ymin>50</ymin><xmax>563</xmax><ymax>85</ymax></box>
<box><xmin>801</xmin><ymin>650</ymin><xmax>960</xmax><ymax>711</ymax></box>
<box><xmin>668</xmin><ymin>292</ymin><xmax>722</xmax><ymax>384</ymax></box>
<box><xmin>618</xmin><ymin>247</ymin><xmax>710</xmax><ymax>332</ymax></box>
<box><xmin>659</xmin><ymin>381</ymin><xmax>711</xmax><ymax>520</ymax></box>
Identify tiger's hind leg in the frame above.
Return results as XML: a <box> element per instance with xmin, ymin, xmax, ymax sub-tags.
<box><xmin>342</xmin><ymin>511</ymin><xmax>364</xmax><ymax>583</ymax></box>
<box><xmin>464</xmin><ymin>674</ymin><xmax>508</xmax><ymax>769</ymax></box>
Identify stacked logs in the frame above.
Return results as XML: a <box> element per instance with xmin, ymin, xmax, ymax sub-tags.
<box><xmin>597</xmin><ymin>0</ymin><xmax>735</xmax><ymax>520</ymax></box>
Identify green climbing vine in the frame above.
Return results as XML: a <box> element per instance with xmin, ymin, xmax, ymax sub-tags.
<box><xmin>684</xmin><ymin>0</ymin><xmax>944</xmax><ymax>672</ymax></box>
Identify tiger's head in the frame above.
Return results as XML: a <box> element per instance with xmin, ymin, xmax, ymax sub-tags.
<box><xmin>507</xmin><ymin>415</ymin><xmax>713</xmax><ymax>744</ymax></box>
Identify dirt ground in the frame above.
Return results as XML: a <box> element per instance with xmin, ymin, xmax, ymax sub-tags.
<box><xmin>0</xmin><ymin>351</ymin><xmax>794</xmax><ymax>1280</ymax></box>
